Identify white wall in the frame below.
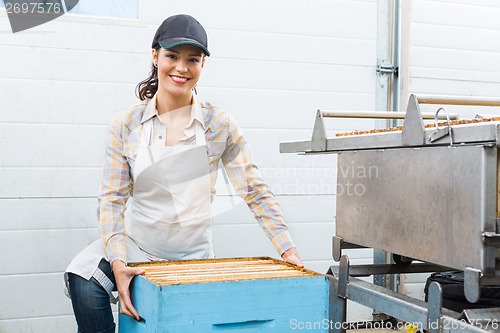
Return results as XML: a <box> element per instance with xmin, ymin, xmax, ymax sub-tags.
<box><xmin>400</xmin><ymin>0</ymin><xmax>500</xmax><ymax>299</ymax></box>
<box><xmin>404</xmin><ymin>0</ymin><xmax>500</xmax><ymax>117</ymax></box>
<box><xmin>0</xmin><ymin>0</ymin><xmax>378</xmax><ymax>331</ymax></box>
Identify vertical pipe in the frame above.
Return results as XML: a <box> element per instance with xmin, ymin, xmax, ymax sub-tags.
<box><xmin>375</xmin><ymin>0</ymin><xmax>392</xmax><ymax>129</ymax></box>
<box><xmin>391</xmin><ymin>0</ymin><xmax>402</xmax><ymax>127</ymax></box>
<box><xmin>398</xmin><ymin>0</ymin><xmax>412</xmax><ymax>113</ymax></box>
<box><xmin>374</xmin><ymin>0</ymin><xmax>393</xmax><ymax>313</ymax></box>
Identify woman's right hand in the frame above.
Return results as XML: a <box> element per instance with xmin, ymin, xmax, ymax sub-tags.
<box><xmin>112</xmin><ymin>260</ymin><xmax>145</xmax><ymax>321</ymax></box>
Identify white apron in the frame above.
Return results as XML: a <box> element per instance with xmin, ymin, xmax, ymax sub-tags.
<box><xmin>65</xmin><ymin>115</ymin><xmax>213</xmax><ymax>298</ymax></box>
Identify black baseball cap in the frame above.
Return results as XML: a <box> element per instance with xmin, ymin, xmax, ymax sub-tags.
<box><xmin>152</xmin><ymin>14</ymin><xmax>210</xmax><ymax>56</ymax></box>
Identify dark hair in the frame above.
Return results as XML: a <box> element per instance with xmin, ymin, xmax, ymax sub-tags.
<box><xmin>136</xmin><ymin>45</ymin><xmax>161</xmax><ymax>100</ymax></box>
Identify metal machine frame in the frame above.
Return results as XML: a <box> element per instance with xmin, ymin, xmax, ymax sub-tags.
<box><xmin>281</xmin><ymin>94</ymin><xmax>500</xmax><ymax>333</ymax></box>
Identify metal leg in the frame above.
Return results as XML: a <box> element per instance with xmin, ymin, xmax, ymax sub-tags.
<box><xmin>373</xmin><ymin>249</ymin><xmax>389</xmax><ymax>321</ymax></box>
<box><xmin>464</xmin><ymin>267</ymin><xmax>482</xmax><ymax>303</ymax></box>
<box><xmin>338</xmin><ymin>256</ymin><xmax>349</xmax><ymax>299</ymax></box>
<box><xmin>332</xmin><ymin>236</ymin><xmax>343</xmax><ymax>262</ymax></box>
<box><xmin>328</xmin><ymin>274</ymin><xmax>346</xmax><ymax>333</ymax></box>
<box><xmin>326</xmin><ymin>255</ymin><xmax>350</xmax><ymax>333</ymax></box>
<box><xmin>427</xmin><ymin>281</ymin><xmax>443</xmax><ymax>333</ymax></box>
<box><xmin>373</xmin><ymin>249</ymin><xmax>387</xmax><ymax>287</ymax></box>
<box><xmin>332</xmin><ymin>236</ymin><xmax>367</xmax><ymax>262</ymax></box>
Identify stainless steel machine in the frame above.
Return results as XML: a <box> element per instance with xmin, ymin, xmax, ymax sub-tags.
<box><xmin>281</xmin><ymin>94</ymin><xmax>500</xmax><ymax>333</ymax></box>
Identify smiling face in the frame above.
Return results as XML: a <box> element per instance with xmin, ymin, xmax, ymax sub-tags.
<box><xmin>152</xmin><ymin>44</ymin><xmax>205</xmax><ymax>99</ymax></box>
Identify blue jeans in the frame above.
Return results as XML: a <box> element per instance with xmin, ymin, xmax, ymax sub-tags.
<box><xmin>68</xmin><ymin>259</ymin><xmax>117</xmax><ymax>333</ymax></box>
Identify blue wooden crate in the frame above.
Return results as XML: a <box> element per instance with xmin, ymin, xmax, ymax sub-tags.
<box><xmin>119</xmin><ymin>257</ymin><xmax>329</xmax><ymax>332</ymax></box>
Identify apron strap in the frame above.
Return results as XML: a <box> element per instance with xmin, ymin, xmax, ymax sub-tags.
<box><xmin>92</xmin><ymin>267</ymin><xmax>118</xmax><ymax>303</ymax></box>
<box><xmin>93</xmin><ymin>268</ymin><xmax>114</xmax><ymax>296</ymax></box>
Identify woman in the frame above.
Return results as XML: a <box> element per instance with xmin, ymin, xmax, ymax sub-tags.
<box><xmin>65</xmin><ymin>14</ymin><xmax>302</xmax><ymax>333</ymax></box>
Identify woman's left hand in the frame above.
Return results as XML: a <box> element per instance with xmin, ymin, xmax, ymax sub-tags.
<box><xmin>281</xmin><ymin>247</ymin><xmax>304</xmax><ymax>267</ymax></box>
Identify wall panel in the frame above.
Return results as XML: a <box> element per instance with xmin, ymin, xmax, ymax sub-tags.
<box><xmin>0</xmin><ymin>0</ymin><xmax>378</xmax><ymax>329</ymax></box>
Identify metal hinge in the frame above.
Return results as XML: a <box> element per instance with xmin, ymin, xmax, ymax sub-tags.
<box><xmin>482</xmin><ymin>231</ymin><xmax>500</xmax><ymax>246</ymax></box>
<box><xmin>376</xmin><ymin>61</ymin><xmax>398</xmax><ymax>76</ymax></box>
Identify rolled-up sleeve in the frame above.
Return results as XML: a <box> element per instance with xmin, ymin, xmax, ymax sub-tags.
<box><xmin>221</xmin><ymin>113</ymin><xmax>295</xmax><ymax>255</ymax></box>
<box><xmin>97</xmin><ymin>113</ymin><xmax>132</xmax><ymax>264</ymax></box>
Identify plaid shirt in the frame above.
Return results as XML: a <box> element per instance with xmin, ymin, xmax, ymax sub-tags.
<box><xmin>98</xmin><ymin>95</ymin><xmax>295</xmax><ymax>264</ymax></box>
